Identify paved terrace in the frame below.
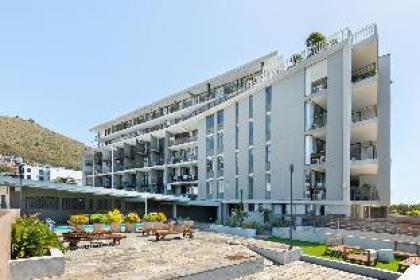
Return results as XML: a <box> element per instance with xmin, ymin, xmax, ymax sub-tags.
<box><xmin>39</xmin><ymin>231</ymin><xmax>374</xmax><ymax>280</ymax></box>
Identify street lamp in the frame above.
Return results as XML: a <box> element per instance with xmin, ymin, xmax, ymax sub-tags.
<box><xmin>289</xmin><ymin>164</ymin><xmax>294</xmax><ymax>249</ymax></box>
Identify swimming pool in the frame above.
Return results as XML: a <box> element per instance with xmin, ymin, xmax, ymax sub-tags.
<box><xmin>53</xmin><ymin>223</ymin><xmax>142</xmax><ymax>234</ymax></box>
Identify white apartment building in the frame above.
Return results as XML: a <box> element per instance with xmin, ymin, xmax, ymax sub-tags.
<box><xmin>82</xmin><ymin>24</ymin><xmax>390</xmax><ymax>221</ymax></box>
<box><xmin>21</xmin><ymin>164</ymin><xmax>82</xmax><ymax>185</ymax></box>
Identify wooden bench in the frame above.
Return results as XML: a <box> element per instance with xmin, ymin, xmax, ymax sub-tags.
<box><xmin>393</xmin><ymin>241</ymin><xmax>419</xmax><ymax>259</ymax></box>
<box><xmin>343</xmin><ymin>247</ymin><xmax>377</xmax><ymax>266</ymax></box>
<box><xmin>155</xmin><ymin>224</ymin><xmax>194</xmax><ymax>241</ymax></box>
<box><xmin>325</xmin><ymin>235</ymin><xmax>346</xmax><ymax>256</ymax></box>
<box><xmin>62</xmin><ymin>232</ymin><xmax>126</xmax><ymax>250</ymax></box>
<box><xmin>398</xmin><ymin>256</ymin><xmax>420</xmax><ymax>272</ymax></box>
<box><xmin>137</xmin><ymin>222</ymin><xmax>167</xmax><ymax>236</ymax></box>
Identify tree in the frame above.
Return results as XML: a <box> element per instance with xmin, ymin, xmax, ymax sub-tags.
<box><xmin>306</xmin><ymin>32</ymin><xmax>326</xmax><ymax>47</ymax></box>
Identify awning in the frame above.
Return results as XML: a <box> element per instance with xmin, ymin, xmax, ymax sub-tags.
<box><xmin>0</xmin><ymin>176</ymin><xmax>190</xmax><ymax>202</ymax></box>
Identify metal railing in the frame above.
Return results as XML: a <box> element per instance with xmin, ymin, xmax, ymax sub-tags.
<box><xmin>169</xmin><ymin>135</ymin><xmax>198</xmax><ymax>147</ymax></box>
<box><xmin>311</xmin><ymin>77</ymin><xmax>328</xmax><ymax>94</ymax></box>
<box><xmin>310</xmin><ymin>114</ymin><xmax>327</xmax><ymax>130</ymax></box>
<box><xmin>352</xmin><ymin>105</ymin><xmax>377</xmax><ymax>123</ymax></box>
<box><xmin>352</xmin><ymin>62</ymin><xmax>377</xmax><ymax>83</ymax></box>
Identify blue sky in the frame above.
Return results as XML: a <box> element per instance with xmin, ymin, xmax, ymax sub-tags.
<box><xmin>0</xmin><ymin>1</ymin><xmax>419</xmax><ymax>203</ymax></box>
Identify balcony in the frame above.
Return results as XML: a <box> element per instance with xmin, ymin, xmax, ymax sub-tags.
<box><xmin>310</xmin><ymin>151</ymin><xmax>326</xmax><ymax>165</ymax></box>
<box><xmin>351</xmin><ymin>142</ymin><xmax>377</xmax><ymax>161</ymax></box>
<box><xmin>169</xmin><ymin>135</ymin><xmax>198</xmax><ymax>147</ymax></box>
<box><xmin>170</xmin><ymin>174</ymin><xmax>197</xmax><ymax>184</ymax></box>
<box><xmin>167</xmin><ymin>155</ymin><xmax>198</xmax><ymax>165</ymax></box>
<box><xmin>352</xmin><ymin>62</ymin><xmax>377</xmax><ymax>83</ymax></box>
<box><xmin>351</xmin><ymin>184</ymin><xmax>379</xmax><ymax>201</ymax></box>
<box><xmin>311</xmin><ymin>77</ymin><xmax>328</xmax><ymax>94</ymax></box>
<box><xmin>305</xmin><ymin>183</ymin><xmax>326</xmax><ymax>201</ymax></box>
<box><xmin>308</xmin><ymin>114</ymin><xmax>327</xmax><ymax>130</ymax></box>
<box><xmin>352</xmin><ymin>105</ymin><xmax>377</xmax><ymax>123</ymax></box>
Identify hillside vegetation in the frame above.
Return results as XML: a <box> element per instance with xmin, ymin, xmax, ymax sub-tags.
<box><xmin>0</xmin><ymin>116</ymin><xmax>88</xmax><ymax>170</ymax></box>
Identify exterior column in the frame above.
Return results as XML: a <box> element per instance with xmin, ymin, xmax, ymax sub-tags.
<box><xmin>172</xmin><ymin>204</ymin><xmax>177</xmax><ymax>219</ymax></box>
<box><xmin>111</xmin><ymin>146</ymin><xmax>114</xmax><ymax>188</ymax></box>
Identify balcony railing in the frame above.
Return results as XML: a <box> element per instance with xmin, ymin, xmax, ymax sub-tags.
<box><xmin>352</xmin><ymin>105</ymin><xmax>377</xmax><ymax>123</ymax></box>
<box><xmin>311</xmin><ymin>77</ymin><xmax>328</xmax><ymax>94</ymax></box>
<box><xmin>167</xmin><ymin>155</ymin><xmax>198</xmax><ymax>165</ymax></box>
<box><xmin>351</xmin><ymin>184</ymin><xmax>379</xmax><ymax>201</ymax></box>
<box><xmin>170</xmin><ymin>174</ymin><xmax>197</xmax><ymax>183</ymax></box>
<box><xmin>309</xmin><ymin>114</ymin><xmax>327</xmax><ymax>130</ymax></box>
<box><xmin>305</xmin><ymin>184</ymin><xmax>326</xmax><ymax>200</ymax></box>
<box><xmin>352</xmin><ymin>62</ymin><xmax>377</xmax><ymax>83</ymax></box>
<box><xmin>101</xmin><ymin>67</ymin><xmax>280</xmax><ymax>146</ymax></box>
<box><xmin>310</xmin><ymin>152</ymin><xmax>326</xmax><ymax>165</ymax></box>
<box><xmin>169</xmin><ymin>135</ymin><xmax>198</xmax><ymax>147</ymax></box>
<box><xmin>350</xmin><ymin>142</ymin><xmax>377</xmax><ymax>161</ymax></box>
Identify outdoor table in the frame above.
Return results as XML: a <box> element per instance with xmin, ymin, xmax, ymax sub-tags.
<box><xmin>398</xmin><ymin>256</ymin><xmax>420</xmax><ymax>272</ymax></box>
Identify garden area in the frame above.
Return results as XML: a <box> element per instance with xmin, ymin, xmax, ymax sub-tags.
<box><xmin>266</xmin><ymin>236</ymin><xmax>402</xmax><ymax>272</ymax></box>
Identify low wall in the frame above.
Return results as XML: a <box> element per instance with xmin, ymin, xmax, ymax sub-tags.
<box><xmin>248</xmin><ymin>245</ymin><xmax>301</xmax><ymax>265</ymax></box>
<box><xmin>210</xmin><ymin>224</ymin><xmax>256</xmax><ymax>238</ymax></box>
<box><xmin>301</xmin><ymin>255</ymin><xmax>401</xmax><ymax>280</ymax></box>
<box><xmin>9</xmin><ymin>248</ymin><xmax>65</xmax><ymax>280</ymax></box>
<box><xmin>174</xmin><ymin>256</ymin><xmax>264</xmax><ymax>280</ymax></box>
<box><xmin>0</xmin><ymin>209</ymin><xmax>20</xmax><ymax>280</ymax></box>
<box><xmin>272</xmin><ymin>227</ymin><xmax>416</xmax><ymax>251</ymax></box>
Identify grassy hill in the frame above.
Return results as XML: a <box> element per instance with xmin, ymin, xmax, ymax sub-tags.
<box><xmin>0</xmin><ymin>116</ymin><xmax>88</xmax><ymax>170</ymax></box>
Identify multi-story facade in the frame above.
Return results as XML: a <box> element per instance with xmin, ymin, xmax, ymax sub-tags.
<box><xmin>82</xmin><ymin>24</ymin><xmax>390</xmax><ymax>220</ymax></box>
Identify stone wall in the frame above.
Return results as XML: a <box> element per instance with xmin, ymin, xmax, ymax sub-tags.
<box><xmin>0</xmin><ymin>209</ymin><xmax>20</xmax><ymax>280</ymax></box>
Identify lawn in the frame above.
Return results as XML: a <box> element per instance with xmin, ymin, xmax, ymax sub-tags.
<box><xmin>266</xmin><ymin>236</ymin><xmax>401</xmax><ymax>272</ymax></box>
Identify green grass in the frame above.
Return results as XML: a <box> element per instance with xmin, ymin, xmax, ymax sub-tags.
<box><xmin>266</xmin><ymin>236</ymin><xmax>401</xmax><ymax>272</ymax></box>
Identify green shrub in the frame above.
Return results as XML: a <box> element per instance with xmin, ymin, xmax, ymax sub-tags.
<box><xmin>90</xmin><ymin>213</ymin><xmax>107</xmax><ymax>223</ymax></box>
<box><xmin>11</xmin><ymin>215</ymin><xmax>64</xmax><ymax>259</ymax></box>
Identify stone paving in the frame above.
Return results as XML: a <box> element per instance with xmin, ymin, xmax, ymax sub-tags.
<box><xmin>235</xmin><ymin>260</ymin><xmax>376</xmax><ymax>280</ymax></box>
<box><xmin>39</xmin><ymin>231</ymin><xmax>377</xmax><ymax>280</ymax></box>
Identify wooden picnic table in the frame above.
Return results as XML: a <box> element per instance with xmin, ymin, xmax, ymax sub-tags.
<box><xmin>155</xmin><ymin>225</ymin><xmax>194</xmax><ymax>241</ymax></box>
<box><xmin>398</xmin><ymin>256</ymin><xmax>420</xmax><ymax>272</ymax></box>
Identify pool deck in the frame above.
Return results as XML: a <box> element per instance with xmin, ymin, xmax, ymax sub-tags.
<box><xmin>38</xmin><ymin>231</ymin><xmax>376</xmax><ymax>280</ymax></box>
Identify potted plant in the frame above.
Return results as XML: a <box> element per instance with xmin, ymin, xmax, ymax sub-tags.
<box><xmin>124</xmin><ymin>212</ymin><xmax>140</xmax><ymax>232</ymax></box>
<box><xmin>68</xmin><ymin>214</ymin><xmax>89</xmax><ymax>232</ymax></box>
<box><xmin>90</xmin><ymin>213</ymin><xmax>107</xmax><ymax>232</ymax></box>
<box><xmin>106</xmin><ymin>209</ymin><xmax>123</xmax><ymax>233</ymax></box>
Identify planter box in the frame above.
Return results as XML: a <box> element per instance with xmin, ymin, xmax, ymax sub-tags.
<box><xmin>9</xmin><ymin>249</ymin><xmax>65</xmax><ymax>280</ymax></box>
<box><xmin>301</xmin><ymin>254</ymin><xmax>401</xmax><ymax>280</ymax></box>
<box><xmin>210</xmin><ymin>224</ymin><xmax>256</xmax><ymax>238</ymax></box>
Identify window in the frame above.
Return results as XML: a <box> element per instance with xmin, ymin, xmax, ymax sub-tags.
<box><xmin>27</xmin><ymin>175</ymin><xmax>31</xmax><ymax>180</ymax></box>
<box><xmin>265</xmin><ymin>86</ymin><xmax>272</xmax><ymax>112</ymax></box>
<box><xmin>26</xmin><ymin>167</ymin><xmax>31</xmax><ymax>172</ymax></box>
<box><xmin>235</xmin><ymin>102</ymin><xmax>239</xmax><ymax>123</ymax></box>
<box><xmin>248</xmin><ymin>121</ymin><xmax>254</xmax><ymax>145</ymax></box>
<box><xmin>217</xmin><ymin>131</ymin><xmax>224</xmax><ymax>153</ymax></box>
<box><xmin>217</xmin><ymin>155</ymin><xmax>224</xmax><ymax>177</ymax></box>
<box><xmin>218</xmin><ymin>179</ymin><xmax>224</xmax><ymax>199</ymax></box>
<box><xmin>265</xmin><ymin>114</ymin><xmax>271</xmax><ymax>141</ymax></box>
<box><xmin>206</xmin><ymin>181</ymin><xmax>213</xmax><ymax>199</ymax></box>
<box><xmin>249</xmin><ymin>96</ymin><xmax>253</xmax><ymax>118</ymax></box>
<box><xmin>248</xmin><ymin>176</ymin><xmax>254</xmax><ymax>199</ymax></box>
<box><xmin>266</xmin><ymin>144</ymin><xmax>272</xmax><ymax>171</ymax></box>
<box><xmin>235</xmin><ymin>125</ymin><xmax>239</xmax><ymax>149</ymax></box>
<box><xmin>248</xmin><ymin>148</ymin><xmax>254</xmax><ymax>174</ymax></box>
<box><xmin>248</xmin><ymin>203</ymin><xmax>255</xmax><ymax>212</ymax></box>
<box><xmin>24</xmin><ymin>196</ymin><xmax>59</xmax><ymax>210</ymax></box>
<box><xmin>206</xmin><ymin>136</ymin><xmax>214</xmax><ymax>156</ymax></box>
<box><xmin>235</xmin><ymin>152</ymin><xmax>239</xmax><ymax>175</ymax></box>
<box><xmin>206</xmin><ymin>158</ymin><xmax>214</xmax><ymax>178</ymax></box>
<box><xmin>235</xmin><ymin>178</ymin><xmax>239</xmax><ymax>199</ymax></box>
<box><xmin>0</xmin><ymin>195</ymin><xmax>6</xmax><ymax>209</ymax></box>
<box><xmin>206</xmin><ymin>115</ymin><xmax>214</xmax><ymax>134</ymax></box>
<box><xmin>265</xmin><ymin>174</ymin><xmax>271</xmax><ymax>199</ymax></box>
<box><xmin>217</xmin><ymin>110</ymin><xmax>224</xmax><ymax>130</ymax></box>
<box><xmin>62</xmin><ymin>198</ymin><xmax>86</xmax><ymax>210</ymax></box>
